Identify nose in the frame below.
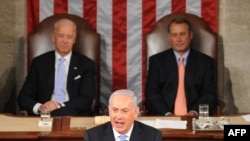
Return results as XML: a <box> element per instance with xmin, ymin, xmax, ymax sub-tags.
<box><xmin>176</xmin><ymin>35</ymin><xmax>181</xmax><ymax>41</ymax></box>
<box><xmin>115</xmin><ymin>111</ymin><xmax>124</xmax><ymax>119</ymax></box>
<box><xmin>62</xmin><ymin>37</ymin><xmax>69</xmax><ymax>43</ymax></box>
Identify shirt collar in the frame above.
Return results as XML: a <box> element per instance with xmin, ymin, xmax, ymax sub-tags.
<box><xmin>174</xmin><ymin>49</ymin><xmax>190</xmax><ymax>58</ymax></box>
<box><xmin>55</xmin><ymin>51</ymin><xmax>72</xmax><ymax>63</ymax></box>
<box><xmin>113</xmin><ymin>123</ymin><xmax>134</xmax><ymax>140</ymax></box>
<box><xmin>174</xmin><ymin>49</ymin><xmax>190</xmax><ymax>65</ymax></box>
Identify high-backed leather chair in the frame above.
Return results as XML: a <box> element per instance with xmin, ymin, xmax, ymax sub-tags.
<box><xmin>27</xmin><ymin>14</ymin><xmax>101</xmax><ymax>115</ymax></box>
<box><xmin>146</xmin><ymin>13</ymin><xmax>216</xmax><ymax>59</ymax></box>
<box><xmin>146</xmin><ymin>13</ymin><xmax>223</xmax><ymax>115</ymax></box>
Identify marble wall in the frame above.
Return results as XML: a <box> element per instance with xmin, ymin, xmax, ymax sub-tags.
<box><xmin>0</xmin><ymin>0</ymin><xmax>249</xmax><ymax>114</ymax></box>
<box><xmin>218</xmin><ymin>0</ymin><xmax>250</xmax><ymax>113</ymax></box>
<box><xmin>0</xmin><ymin>0</ymin><xmax>26</xmax><ymax>114</ymax></box>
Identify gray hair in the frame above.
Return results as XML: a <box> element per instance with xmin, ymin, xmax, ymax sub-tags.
<box><xmin>109</xmin><ymin>89</ymin><xmax>138</xmax><ymax>108</ymax></box>
<box><xmin>54</xmin><ymin>18</ymin><xmax>77</xmax><ymax>33</ymax></box>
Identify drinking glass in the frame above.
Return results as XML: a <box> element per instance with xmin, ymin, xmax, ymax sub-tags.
<box><xmin>39</xmin><ymin>110</ymin><xmax>52</xmax><ymax>126</ymax></box>
<box><xmin>199</xmin><ymin>104</ymin><xmax>209</xmax><ymax>119</ymax></box>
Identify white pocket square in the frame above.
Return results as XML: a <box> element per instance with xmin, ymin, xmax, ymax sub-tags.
<box><xmin>74</xmin><ymin>75</ymin><xmax>81</xmax><ymax>80</ymax></box>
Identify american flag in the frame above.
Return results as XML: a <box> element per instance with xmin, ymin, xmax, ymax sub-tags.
<box><xmin>27</xmin><ymin>0</ymin><xmax>218</xmax><ymax>106</ymax></box>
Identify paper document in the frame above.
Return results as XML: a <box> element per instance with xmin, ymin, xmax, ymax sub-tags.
<box><xmin>155</xmin><ymin>118</ymin><xmax>187</xmax><ymax>129</ymax></box>
<box><xmin>242</xmin><ymin>114</ymin><xmax>250</xmax><ymax>122</ymax></box>
<box><xmin>139</xmin><ymin>118</ymin><xmax>187</xmax><ymax>129</ymax></box>
<box><xmin>139</xmin><ymin>120</ymin><xmax>156</xmax><ymax>128</ymax></box>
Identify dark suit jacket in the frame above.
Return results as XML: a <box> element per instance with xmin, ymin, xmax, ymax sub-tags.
<box><xmin>145</xmin><ymin>48</ymin><xmax>217</xmax><ymax>115</ymax></box>
<box><xmin>17</xmin><ymin>51</ymin><xmax>96</xmax><ymax>116</ymax></box>
<box><xmin>83</xmin><ymin>121</ymin><xmax>162</xmax><ymax>141</ymax></box>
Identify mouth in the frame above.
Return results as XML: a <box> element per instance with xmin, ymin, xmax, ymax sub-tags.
<box><xmin>115</xmin><ymin>121</ymin><xmax>125</xmax><ymax>128</ymax></box>
<box><xmin>176</xmin><ymin>43</ymin><xmax>184</xmax><ymax>47</ymax></box>
<box><xmin>60</xmin><ymin>44</ymin><xmax>68</xmax><ymax>48</ymax></box>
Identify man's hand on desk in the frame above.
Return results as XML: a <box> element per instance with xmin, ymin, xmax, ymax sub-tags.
<box><xmin>38</xmin><ymin>101</ymin><xmax>62</xmax><ymax>113</ymax></box>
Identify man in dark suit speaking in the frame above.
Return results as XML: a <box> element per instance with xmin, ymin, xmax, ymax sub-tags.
<box><xmin>83</xmin><ymin>89</ymin><xmax>162</xmax><ymax>141</ymax></box>
<box><xmin>17</xmin><ymin>18</ymin><xmax>96</xmax><ymax>116</ymax></box>
<box><xmin>145</xmin><ymin>17</ymin><xmax>217</xmax><ymax>116</ymax></box>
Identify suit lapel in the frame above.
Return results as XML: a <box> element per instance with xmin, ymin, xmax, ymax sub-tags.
<box><xmin>103</xmin><ymin>122</ymin><xmax>116</xmax><ymax>141</ymax></box>
<box><xmin>67</xmin><ymin>52</ymin><xmax>79</xmax><ymax>96</ymax></box>
<box><xmin>165</xmin><ymin>50</ymin><xmax>179</xmax><ymax>105</ymax></box>
<box><xmin>167</xmin><ymin>50</ymin><xmax>179</xmax><ymax>89</ymax></box>
<box><xmin>130</xmin><ymin>121</ymin><xmax>142</xmax><ymax>141</ymax></box>
<box><xmin>46</xmin><ymin>52</ymin><xmax>56</xmax><ymax>95</ymax></box>
<box><xmin>185</xmin><ymin>49</ymin><xmax>198</xmax><ymax>101</ymax></box>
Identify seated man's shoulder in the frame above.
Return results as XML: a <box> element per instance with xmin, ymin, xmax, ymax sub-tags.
<box><xmin>73</xmin><ymin>51</ymin><xmax>95</xmax><ymax>64</ymax></box>
<box><xmin>192</xmin><ymin>49</ymin><xmax>214</xmax><ymax>60</ymax></box>
<box><xmin>149</xmin><ymin>48</ymin><xmax>172</xmax><ymax>60</ymax></box>
<box><xmin>31</xmin><ymin>51</ymin><xmax>54</xmax><ymax>63</ymax></box>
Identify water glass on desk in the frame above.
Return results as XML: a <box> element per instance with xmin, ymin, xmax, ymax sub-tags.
<box><xmin>41</xmin><ymin>110</ymin><xmax>51</xmax><ymax>121</ymax></box>
<box><xmin>39</xmin><ymin>110</ymin><xmax>52</xmax><ymax>126</ymax></box>
<box><xmin>199</xmin><ymin>104</ymin><xmax>209</xmax><ymax>120</ymax></box>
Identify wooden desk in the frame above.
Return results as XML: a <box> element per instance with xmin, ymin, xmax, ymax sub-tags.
<box><xmin>40</xmin><ymin>116</ymin><xmax>224</xmax><ymax>141</ymax></box>
<box><xmin>0</xmin><ymin>114</ymin><xmax>59</xmax><ymax>140</ymax></box>
<box><xmin>0</xmin><ymin>114</ymin><xmax>249</xmax><ymax>141</ymax></box>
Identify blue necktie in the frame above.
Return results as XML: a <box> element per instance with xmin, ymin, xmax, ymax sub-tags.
<box><xmin>54</xmin><ymin>58</ymin><xmax>66</xmax><ymax>103</ymax></box>
<box><xmin>119</xmin><ymin>135</ymin><xmax>127</xmax><ymax>141</ymax></box>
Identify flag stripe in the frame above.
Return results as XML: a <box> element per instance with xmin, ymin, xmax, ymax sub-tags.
<box><xmin>40</xmin><ymin>0</ymin><xmax>53</xmax><ymax>22</ymax></box>
<box><xmin>27</xmin><ymin>0</ymin><xmax>40</xmax><ymax>34</ymax></box>
<box><xmin>27</xmin><ymin>0</ymin><xmax>218</xmax><ymax>106</ymax></box>
<box><xmin>112</xmin><ymin>0</ymin><xmax>127</xmax><ymax>91</ymax></box>
<box><xmin>127</xmin><ymin>0</ymin><xmax>143</xmax><ymax>102</ymax></box>
<box><xmin>186</xmin><ymin>0</ymin><xmax>201</xmax><ymax>17</ymax></box>
<box><xmin>97</xmin><ymin>0</ymin><xmax>113</xmax><ymax>106</ymax></box>
<box><xmin>156</xmin><ymin>0</ymin><xmax>171</xmax><ymax>20</ymax></box>
<box><xmin>201</xmin><ymin>0</ymin><xmax>218</xmax><ymax>32</ymax></box>
<box><xmin>83</xmin><ymin>0</ymin><xmax>97</xmax><ymax>28</ymax></box>
<box><xmin>54</xmin><ymin>0</ymin><xmax>68</xmax><ymax>14</ymax></box>
<box><xmin>142</xmin><ymin>0</ymin><xmax>157</xmax><ymax>102</ymax></box>
<box><xmin>172</xmin><ymin>0</ymin><xmax>186</xmax><ymax>13</ymax></box>
<box><xmin>68</xmin><ymin>0</ymin><xmax>83</xmax><ymax>17</ymax></box>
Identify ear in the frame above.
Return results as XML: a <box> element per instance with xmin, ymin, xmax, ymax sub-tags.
<box><xmin>190</xmin><ymin>31</ymin><xmax>193</xmax><ymax>39</ymax></box>
<box><xmin>73</xmin><ymin>36</ymin><xmax>76</xmax><ymax>44</ymax></box>
<box><xmin>167</xmin><ymin>33</ymin><xmax>171</xmax><ymax>41</ymax></box>
<box><xmin>134</xmin><ymin>106</ymin><xmax>140</xmax><ymax>117</ymax></box>
<box><xmin>51</xmin><ymin>33</ymin><xmax>55</xmax><ymax>43</ymax></box>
